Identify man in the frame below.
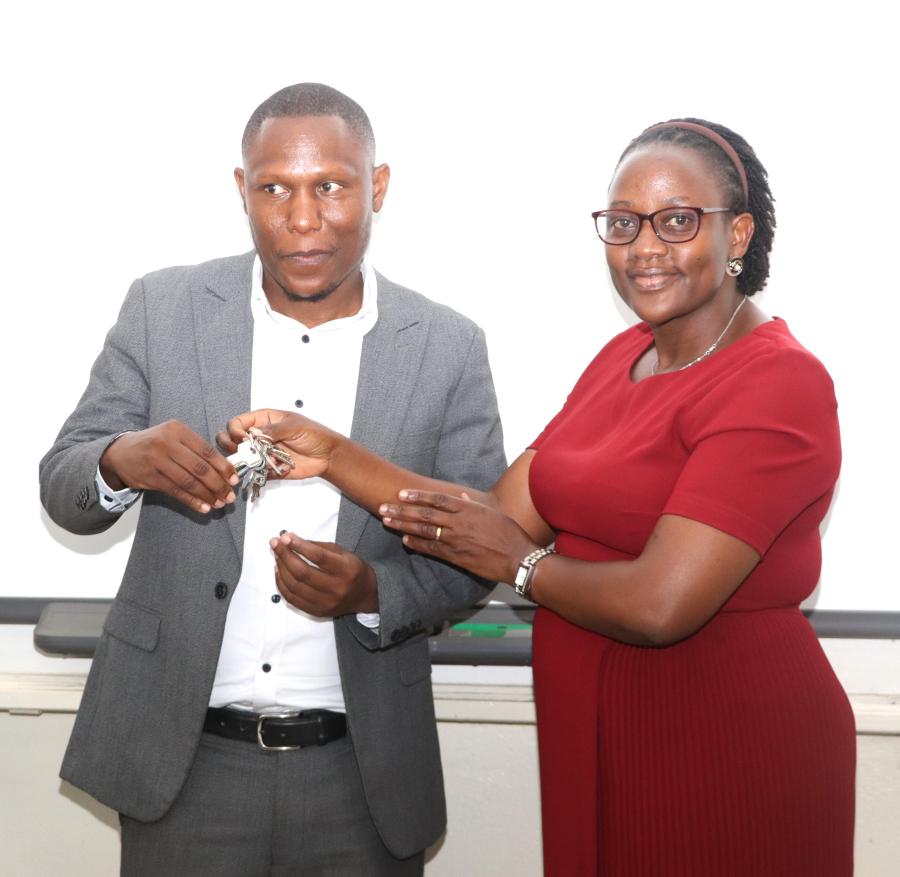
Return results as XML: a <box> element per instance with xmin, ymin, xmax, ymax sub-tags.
<box><xmin>39</xmin><ymin>83</ymin><xmax>505</xmax><ymax>875</ymax></box>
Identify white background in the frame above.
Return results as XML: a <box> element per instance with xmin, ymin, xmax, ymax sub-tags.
<box><xmin>3</xmin><ymin>0</ymin><xmax>896</xmax><ymax>612</ymax></box>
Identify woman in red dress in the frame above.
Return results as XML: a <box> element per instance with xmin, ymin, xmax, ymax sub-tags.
<box><xmin>224</xmin><ymin>119</ymin><xmax>855</xmax><ymax>875</ymax></box>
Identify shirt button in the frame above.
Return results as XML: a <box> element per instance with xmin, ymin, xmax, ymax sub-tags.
<box><xmin>301</xmin><ymin>334</ymin><xmax>310</xmax><ymax>343</ymax></box>
<box><xmin>271</xmin><ymin>594</ymin><xmax>281</xmax><ymax>603</ymax></box>
<box><xmin>294</xmin><ymin>399</ymin><xmax>303</xmax><ymax>408</ymax></box>
<box><xmin>262</xmin><ymin>663</ymin><xmax>272</xmax><ymax>673</ymax></box>
<box><xmin>214</xmin><ymin>582</ymin><xmax>228</xmax><ymax>600</ymax></box>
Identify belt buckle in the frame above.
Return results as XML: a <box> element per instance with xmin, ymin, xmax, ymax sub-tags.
<box><xmin>256</xmin><ymin>710</ymin><xmax>302</xmax><ymax>752</ymax></box>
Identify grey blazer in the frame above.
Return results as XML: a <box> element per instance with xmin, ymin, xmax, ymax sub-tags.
<box><xmin>39</xmin><ymin>252</ymin><xmax>506</xmax><ymax>859</ymax></box>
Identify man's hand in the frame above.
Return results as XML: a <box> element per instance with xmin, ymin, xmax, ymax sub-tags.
<box><xmin>217</xmin><ymin>410</ymin><xmax>339</xmax><ymax>481</ymax></box>
<box><xmin>270</xmin><ymin>532</ymin><xmax>379</xmax><ymax>616</ymax></box>
<box><xmin>100</xmin><ymin>420</ymin><xmax>239</xmax><ymax>514</ymax></box>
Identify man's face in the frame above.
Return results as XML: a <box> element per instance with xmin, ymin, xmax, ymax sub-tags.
<box><xmin>235</xmin><ymin>115</ymin><xmax>389</xmax><ymax>307</ymax></box>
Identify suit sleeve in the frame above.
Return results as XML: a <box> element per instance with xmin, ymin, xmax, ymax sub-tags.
<box><xmin>345</xmin><ymin>325</ymin><xmax>508</xmax><ymax>650</ymax></box>
<box><xmin>39</xmin><ymin>278</ymin><xmax>151</xmax><ymax>535</ymax></box>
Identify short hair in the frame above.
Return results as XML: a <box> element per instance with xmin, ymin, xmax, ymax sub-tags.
<box><xmin>617</xmin><ymin>119</ymin><xmax>776</xmax><ymax>296</ymax></box>
<box><xmin>242</xmin><ymin>83</ymin><xmax>375</xmax><ymax>160</ymax></box>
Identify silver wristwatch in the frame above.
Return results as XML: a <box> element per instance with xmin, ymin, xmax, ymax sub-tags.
<box><xmin>512</xmin><ymin>547</ymin><xmax>556</xmax><ymax>600</ymax></box>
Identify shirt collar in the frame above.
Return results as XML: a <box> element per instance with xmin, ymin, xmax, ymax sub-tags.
<box><xmin>250</xmin><ymin>255</ymin><xmax>379</xmax><ymax>335</ymax></box>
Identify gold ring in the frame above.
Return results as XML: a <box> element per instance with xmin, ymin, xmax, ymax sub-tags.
<box><xmin>434</xmin><ymin>526</ymin><xmax>443</xmax><ymax>542</ymax></box>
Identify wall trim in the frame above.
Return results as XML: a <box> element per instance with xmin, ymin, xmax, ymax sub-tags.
<box><xmin>0</xmin><ymin>598</ymin><xmax>110</xmax><ymax>625</ymax></box>
<box><xmin>2</xmin><ymin>674</ymin><xmax>898</xmax><ymax>735</ymax></box>
<box><xmin>3</xmin><ymin>598</ymin><xmax>898</xmax><ymax>649</ymax></box>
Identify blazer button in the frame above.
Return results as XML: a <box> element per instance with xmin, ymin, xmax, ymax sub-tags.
<box><xmin>214</xmin><ymin>582</ymin><xmax>229</xmax><ymax>600</ymax></box>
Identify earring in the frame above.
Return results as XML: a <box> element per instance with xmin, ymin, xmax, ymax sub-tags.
<box><xmin>726</xmin><ymin>257</ymin><xmax>744</xmax><ymax>277</ymax></box>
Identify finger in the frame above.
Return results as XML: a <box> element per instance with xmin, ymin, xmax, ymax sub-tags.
<box><xmin>270</xmin><ymin>537</ymin><xmax>331</xmax><ymax>595</ymax></box>
<box><xmin>223</xmin><ymin>415</ymin><xmax>252</xmax><ymax>450</ymax></box>
<box><xmin>381</xmin><ymin>514</ymin><xmax>450</xmax><ymax>544</ymax></box>
<box><xmin>224</xmin><ymin>410</ymin><xmax>281</xmax><ymax>446</ymax></box>
<box><xmin>276</xmin><ymin>533</ymin><xmax>327</xmax><ymax>564</ymax></box>
<box><xmin>156</xmin><ymin>429</ymin><xmax>237</xmax><ymax>496</ymax></box>
<box><xmin>379</xmin><ymin>502</ymin><xmax>453</xmax><ymax>528</ymax></box>
<box><xmin>193</xmin><ymin>438</ymin><xmax>240</xmax><ymax>488</ymax></box>
<box><xmin>275</xmin><ymin>565</ymin><xmax>327</xmax><ymax>615</ymax></box>
<box><xmin>264</xmin><ymin>414</ymin><xmax>311</xmax><ymax>445</ymax></box>
<box><xmin>400</xmin><ymin>533</ymin><xmax>449</xmax><ymax>559</ymax></box>
<box><xmin>215</xmin><ymin>428</ymin><xmax>239</xmax><ymax>454</ymax></box>
<box><xmin>397</xmin><ymin>490</ymin><xmax>465</xmax><ymax>512</ymax></box>
<box><xmin>165</xmin><ymin>441</ymin><xmax>238</xmax><ymax>502</ymax></box>
<box><xmin>172</xmin><ymin>425</ymin><xmax>239</xmax><ymax>486</ymax></box>
<box><xmin>151</xmin><ymin>470</ymin><xmax>220</xmax><ymax>515</ymax></box>
<box><xmin>143</xmin><ymin>451</ymin><xmax>232</xmax><ymax>509</ymax></box>
<box><xmin>280</xmin><ymin>535</ymin><xmax>345</xmax><ymax>568</ymax></box>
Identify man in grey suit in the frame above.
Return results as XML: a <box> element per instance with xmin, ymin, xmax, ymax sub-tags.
<box><xmin>39</xmin><ymin>83</ymin><xmax>505</xmax><ymax>875</ymax></box>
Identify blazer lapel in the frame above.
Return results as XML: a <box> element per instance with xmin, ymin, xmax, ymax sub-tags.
<box><xmin>336</xmin><ymin>275</ymin><xmax>426</xmax><ymax>552</ymax></box>
<box><xmin>191</xmin><ymin>252</ymin><xmax>255</xmax><ymax>558</ymax></box>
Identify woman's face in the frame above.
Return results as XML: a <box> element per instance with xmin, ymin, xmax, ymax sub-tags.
<box><xmin>604</xmin><ymin>145</ymin><xmax>750</xmax><ymax>328</ymax></box>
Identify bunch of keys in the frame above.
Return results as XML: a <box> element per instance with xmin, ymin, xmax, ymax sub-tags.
<box><xmin>227</xmin><ymin>428</ymin><xmax>295</xmax><ymax>502</ymax></box>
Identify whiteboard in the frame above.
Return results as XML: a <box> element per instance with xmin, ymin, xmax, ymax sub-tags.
<box><xmin>7</xmin><ymin>0</ymin><xmax>896</xmax><ymax>611</ymax></box>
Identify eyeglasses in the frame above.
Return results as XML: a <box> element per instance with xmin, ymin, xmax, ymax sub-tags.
<box><xmin>592</xmin><ymin>207</ymin><xmax>732</xmax><ymax>245</ymax></box>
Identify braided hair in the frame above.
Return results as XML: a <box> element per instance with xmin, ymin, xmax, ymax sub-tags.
<box><xmin>618</xmin><ymin>119</ymin><xmax>775</xmax><ymax>296</ymax></box>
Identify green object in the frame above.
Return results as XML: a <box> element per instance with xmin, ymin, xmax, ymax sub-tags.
<box><xmin>449</xmin><ymin>622</ymin><xmax>532</xmax><ymax>638</ymax></box>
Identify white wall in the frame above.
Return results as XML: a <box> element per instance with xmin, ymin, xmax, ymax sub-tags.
<box><xmin>5</xmin><ymin>0</ymin><xmax>898</xmax><ymax>612</ymax></box>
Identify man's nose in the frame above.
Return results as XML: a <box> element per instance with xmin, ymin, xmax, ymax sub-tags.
<box><xmin>287</xmin><ymin>191</ymin><xmax>322</xmax><ymax>233</ymax></box>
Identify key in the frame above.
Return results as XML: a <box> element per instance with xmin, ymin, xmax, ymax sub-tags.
<box><xmin>266</xmin><ymin>446</ymin><xmax>294</xmax><ymax>472</ymax></box>
<box><xmin>227</xmin><ymin>436</ymin><xmax>268</xmax><ymax>501</ymax></box>
<box><xmin>227</xmin><ymin>437</ymin><xmax>266</xmax><ymax>478</ymax></box>
<box><xmin>248</xmin><ymin>429</ymin><xmax>295</xmax><ymax>477</ymax></box>
<box><xmin>250</xmin><ymin>468</ymin><xmax>267</xmax><ymax>502</ymax></box>
<box><xmin>226</xmin><ymin>430</ymin><xmax>295</xmax><ymax>502</ymax></box>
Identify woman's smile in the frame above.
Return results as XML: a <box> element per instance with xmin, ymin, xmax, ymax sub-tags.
<box><xmin>626</xmin><ymin>268</ymin><xmax>679</xmax><ymax>292</ymax></box>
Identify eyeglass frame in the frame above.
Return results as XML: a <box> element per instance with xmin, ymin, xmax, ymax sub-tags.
<box><xmin>591</xmin><ymin>206</ymin><xmax>732</xmax><ymax>245</ymax></box>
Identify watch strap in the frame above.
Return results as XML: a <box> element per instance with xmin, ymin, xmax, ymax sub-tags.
<box><xmin>513</xmin><ymin>547</ymin><xmax>556</xmax><ymax>600</ymax></box>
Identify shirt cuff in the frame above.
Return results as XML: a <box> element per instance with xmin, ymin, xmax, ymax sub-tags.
<box><xmin>95</xmin><ymin>467</ymin><xmax>141</xmax><ymax>513</ymax></box>
<box><xmin>355</xmin><ymin>612</ymin><xmax>381</xmax><ymax>630</ymax></box>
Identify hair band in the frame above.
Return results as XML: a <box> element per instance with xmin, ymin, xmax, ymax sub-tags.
<box><xmin>644</xmin><ymin>121</ymin><xmax>749</xmax><ymax>210</ymax></box>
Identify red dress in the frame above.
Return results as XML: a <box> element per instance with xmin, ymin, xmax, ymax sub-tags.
<box><xmin>528</xmin><ymin>319</ymin><xmax>855</xmax><ymax>876</ymax></box>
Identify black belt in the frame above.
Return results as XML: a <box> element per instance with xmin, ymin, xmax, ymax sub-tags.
<box><xmin>204</xmin><ymin>707</ymin><xmax>347</xmax><ymax>751</ymax></box>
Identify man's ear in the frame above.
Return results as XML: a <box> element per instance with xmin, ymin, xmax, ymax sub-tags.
<box><xmin>234</xmin><ymin>168</ymin><xmax>248</xmax><ymax>214</ymax></box>
<box><xmin>372</xmin><ymin>164</ymin><xmax>390</xmax><ymax>213</ymax></box>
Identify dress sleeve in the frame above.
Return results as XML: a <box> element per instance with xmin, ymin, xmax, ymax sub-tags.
<box><xmin>530</xmin><ymin>402</ymin><xmax>571</xmax><ymax>450</ymax></box>
<box><xmin>662</xmin><ymin>349</ymin><xmax>841</xmax><ymax>555</ymax></box>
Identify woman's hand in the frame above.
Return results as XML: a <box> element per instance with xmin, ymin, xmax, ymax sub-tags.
<box><xmin>379</xmin><ymin>490</ymin><xmax>541</xmax><ymax>584</ymax></box>
<box><xmin>217</xmin><ymin>410</ymin><xmax>339</xmax><ymax>480</ymax></box>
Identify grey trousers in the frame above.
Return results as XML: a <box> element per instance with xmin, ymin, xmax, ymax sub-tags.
<box><xmin>120</xmin><ymin>730</ymin><xmax>425</xmax><ymax>876</ymax></box>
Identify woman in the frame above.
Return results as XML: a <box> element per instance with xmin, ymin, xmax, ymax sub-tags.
<box><xmin>222</xmin><ymin>120</ymin><xmax>855</xmax><ymax>875</ymax></box>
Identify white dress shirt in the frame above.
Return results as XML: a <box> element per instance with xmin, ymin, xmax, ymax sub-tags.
<box><xmin>98</xmin><ymin>257</ymin><xmax>380</xmax><ymax>714</ymax></box>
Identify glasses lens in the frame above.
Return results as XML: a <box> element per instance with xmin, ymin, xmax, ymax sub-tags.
<box><xmin>597</xmin><ymin>210</ymin><xmax>639</xmax><ymax>244</ymax></box>
<box><xmin>653</xmin><ymin>208</ymin><xmax>701</xmax><ymax>242</ymax></box>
